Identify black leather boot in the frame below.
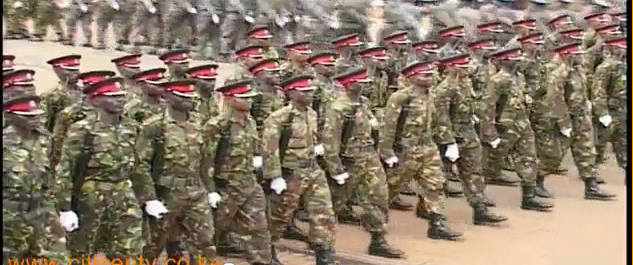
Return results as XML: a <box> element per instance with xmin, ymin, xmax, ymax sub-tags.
<box><xmin>314</xmin><ymin>245</ymin><xmax>336</xmax><ymax>265</ymax></box>
<box><xmin>521</xmin><ymin>186</ymin><xmax>554</xmax><ymax>212</ymax></box>
<box><xmin>427</xmin><ymin>213</ymin><xmax>463</xmax><ymax>240</ymax></box>
<box><xmin>367</xmin><ymin>233</ymin><xmax>405</xmax><ymax>258</ymax></box>
<box><xmin>584</xmin><ymin>178</ymin><xmax>616</xmax><ymax>201</ymax></box>
<box><xmin>487</xmin><ymin>174</ymin><xmax>520</xmax><ymax>186</ymax></box>
<box><xmin>389</xmin><ymin>196</ymin><xmax>414</xmax><ymax>211</ymax></box>
<box><xmin>473</xmin><ymin>204</ymin><xmax>508</xmax><ymax>226</ymax></box>
<box><xmin>535</xmin><ymin>175</ymin><xmax>554</xmax><ymax>198</ymax></box>
<box><xmin>283</xmin><ymin>222</ymin><xmax>309</xmax><ymax>242</ymax></box>
<box><xmin>336</xmin><ymin>206</ymin><xmax>362</xmax><ymax>225</ymax></box>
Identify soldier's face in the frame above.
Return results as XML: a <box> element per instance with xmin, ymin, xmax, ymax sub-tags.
<box><xmin>117</xmin><ymin>66</ymin><xmax>141</xmax><ymax>79</ymax></box>
<box><xmin>6</xmin><ymin>113</ymin><xmax>41</xmax><ymax>130</ymax></box>
<box><xmin>410</xmin><ymin>74</ymin><xmax>433</xmax><ymax>87</ymax></box>
<box><xmin>142</xmin><ymin>83</ymin><xmax>165</xmax><ymax>97</ymax></box>
<box><xmin>54</xmin><ymin>68</ymin><xmax>80</xmax><ymax>84</ymax></box>
<box><xmin>289</xmin><ymin>52</ymin><xmax>309</xmax><ymax>63</ymax></box>
<box><xmin>313</xmin><ymin>64</ymin><xmax>335</xmax><ymax>76</ymax></box>
<box><xmin>228</xmin><ymin>97</ymin><xmax>252</xmax><ymax>111</ymax></box>
<box><xmin>258</xmin><ymin>70</ymin><xmax>281</xmax><ymax>85</ymax></box>
<box><xmin>165</xmin><ymin>93</ymin><xmax>194</xmax><ymax>111</ymax></box>
<box><xmin>93</xmin><ymin>95</ymin><xmax>126</xmax><ymax>114</ymax></box>
<box><xmin>289</xmin><ymin>90</ymin><xmax>314</xmax><ymax>106</ymax></box>
<box><xmin>195</xmin><ymin>80</ymin><xmax>217</xmax><ymax>95</ymax></box>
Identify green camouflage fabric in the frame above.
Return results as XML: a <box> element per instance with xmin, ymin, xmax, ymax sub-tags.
<box><xmin>50</xmin><ymin>101</ymin><xmax>96</xmax><ymax>167</ymax></box>
<box><xmin>224</xmin><ymin>64</ymin><xmax>252</xmax><ymax>82</ymax></box>
<box><xmin>592</xmin><ymin>56</ymin><xmax>627</xmax><ymax>168</ymax></box>
<box><xmin>263</xmin><ymin>46</ymin><xmax>281</xmax><ymax>60</ymax></box>
<box><xmin>363</xmin><ymin>68</ymin><xmax>390</xmax><ymax>115</ymax></box>
<box><xmin>32</xmin><ymin>0</ymin><xmax>64</xmax><ymax>38</ymax></box>
<box><xmin>3</xmin><ymin>127</ymin><xmax>68</xmax><ymax>264</ymax></box>
<box><xmin>433</xmin><ymin>76</ymin><xmax>487</xmax><ymax>207</ymax></box>
<box><xmin>322</xmin><ymin>96</ymin><xmax>389</xmax><ymax>235</ymax></box>
<box><xmin>312</xmin><ymin>75</ymin><xmax>342</xmax><ymax>139</ymax></box>
<box><xmin>55</xmin><ymin>115</ymin><xmax>154</xmax><ymax>258</ymax></box>
<box><xmin>193</xmin><ymin>94</ymin><xmax>220</xmax><ymax>126</ymax></box>
<box><xmin>123</xmin><ymin>97</ymin><xmax>166</xmax><ymax>126</ymax></box>
<box><xmin>202</xmin><ymin>112</ymin><xmax>271</xmax><ymax>264</ymax></box>
<box><xmin>251</xmin><ymin>84</ymin><xmax>286</xmax><ymax>136</ymax></box>
<box><xmin>4</xmin><ymin>0</ymin><xmax>30</xmax><ymax>36</ymax></box>
<box><xmin>480</xmin><ymin>70</ymin><xmax>538</xmax><ymax>187</ymax></box>
<box><xmin>40</xmin><ymin>84</ymin><xmax>80</xmax><ymax>132</ymax></box>
<box><xmin>379</xmin><ymin>87</ymin><xmax>449</xmax><ymax>214</ymax></box>
<box><xmin>136</xmin><ymin>110</ymin><xmax>216</xmax><ymax>260</ymax></box>
<box><xmin>279</xmin><ymin>61</ymin><xmax>315</xmax><ymax>82</ymax></box>
<box><xmin>262</xmin><ymin>105</ymin><xmax>336</xmax><ymax>248</ymax></box>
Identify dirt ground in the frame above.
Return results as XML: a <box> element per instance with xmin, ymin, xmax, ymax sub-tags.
<box><xmin>3</xmin><ymin>34</ymin><xmax>627</xmax><ymax>265</ymax></box>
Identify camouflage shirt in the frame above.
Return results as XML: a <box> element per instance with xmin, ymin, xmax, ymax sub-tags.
<box><xmin>193</xmin><ymin>95</ymin><xmax>220</xmax><ymax>126</ymax></box>
<box><xmin>279</xmin><ymin>61</ymin><xmax>314</xmax><ymax>81</ymax></box>
<box><xmin>433</xmin><ymin>75</ymin><xmax>476</xmax><ymax>144</ymax></box>
<box><xmin>40</xmin><ymin>83</ymin><xmax>80</xmax><ymax>132</ymax></box>
<box><xmin>480</xmin><ymin>69</ymin><xmax>530</xmax><ymax>142</ymax></box>
<box><xmin>123</xmin><ymin>97</ymin><xmax>166</xmax><ymax>126</ymax></box>
<box><xmin>592</xmin><ymin>56</ymin><xmax>626</xmax><ymax>116</ymax></box>
<box><xmin>50</xmin><ymin>100</ymin><xmax>97</xmax><ymax>166</ymax></box>
<box><xmin>251</xmin><ymin>84</ymin><xmax>285</xmax><ymax>136</ymax></box>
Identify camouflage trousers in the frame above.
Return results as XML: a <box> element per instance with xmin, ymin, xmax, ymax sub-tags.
<box><xmin>30</xmin><ymin>0</ymin><xmax>64</xmax><ymax>37</ymax></box>
<box><xmin>95</xmin><ymin>2</ymin><xmax>135</xmax><ymax>44</ymax></box>
<box><xmin>530</xmin><ymin>111</ymin><xmax>565</xmax><ymax>177</ymax></box>
<box><xmin>5</xmin><ymin>0</ymin><xmax>30</xmax><ymax>35</ymax></box>
<box><xmin>447</xmin><ymin>125</ymin><xmax>487</xmax><ymax>206</ymax></box>
<box><xmin>68</xmin><ymin>181</ymin><xmax>143</xmax><ymax>258</ymax></box>
<box><xmin>162</xmin><ymin>1</ymin><xmax>196</xmax><ymax>47</ymax></box>
<box><xmin>130</xmin><ymin>1</ymin><xmax>163</xmax><ymax>46</ymax></box>
<box><xmin>3</xmin><ymin>202</ymin><xmax>68</xmax><ymax>264</ymax></box>
<box><xmin>64</xmin><ymin>4</ymin><xmax>94</xmax><ymax>43</ymax></box>
<box><xmin>268</xmin><ymin>165</ymin><xmax>336</xmax><ymax>249</ymax></box>
<box><xmin>601</xmin><ymin>110</ymin><xmax>628</xmax><ymax>169</ymax></box>
<box><xmin>386</xmin><ymin>142</ymin><xmax>446</xmax><ymax>214</ymax></box>
<box><xmin>214</xmin><ymin>176</ymin><xmax>272</xmax><ymax>264</ymax></box>
<box><xmin>143</xmin><ymin>188</ymin><xmax>216</xmax><ymax>262</ymax></box>
<box><xmin>329</xmin><ymin>151</ymin><xmax>389</xmax><ymax>235</ymax></box>
<box><xmin>566</xmin><ymin>112</ymin><xmax>597</xmax><ymax>180</ymax></box>
<box><xmin>483</xmin><ymin>122</ymin><xmax>538</xmax><ymax>187</ymax></box>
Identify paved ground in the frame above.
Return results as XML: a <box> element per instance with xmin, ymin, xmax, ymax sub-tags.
<box><xmin>4</xmin><ymin>38</ymin><xmax>627</xmax><ymax>265</ymax></box>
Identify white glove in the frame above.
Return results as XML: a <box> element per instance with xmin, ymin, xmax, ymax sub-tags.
<box><xmin>524</xmin><ymin>95</ymin><xmax>533</xmax><ymax>104</ymax></box>
<box><xmin>79</xmin><ymin>4</ymin><xmax>88</xmax><ymax>12</ymax></box>
<box><xmin>328</xmin><ymin>19</ymin><xmax>340</xmax><ymax>29</ymax></box>
<box><xmin>599</xmin><ymin>115</ymin><xmax>612</xmax><ymax>127</ymax></box>
<box><xmin>293</xmin><ymin>15</ymin><xmax>301</xmax><ymax>22</ymax></box>
<box><xmin>111</xmin><ymin>2</ymin><xmax>120</xmax><ymax>10</ymax></box>
<box><xmin>253</xmin><ymin>156</ymin><xmax>263</xmax><ymax>168</ymax></box>
<box><xmin>144</xmin><ymin>200</ymin><xmax>168</xmax><ymax>219</ymax></box>
<box><xmin>331</xmin><ymin>173</ymin><xmax>349</xmax><ymax>185</ymax></box>
<box><xmin>244</xmin><ymin>15</ymin><xmax>255</xmax><ymax>23</ymax></box>
<box><xmin>314</xmin><ymin>144</ymin><xmax>325</xmax><ymax>156</ymax></box>
<box><xmin>187</xmin><ymin>7</ymin><xmax>197</xmax><ymax>14</ymax></box>
<box><xmin>211</xmin><ymin>14</ymin><xmax>220</xmax><ymax>24</ymax></box>
<box><xmin>560</xmin><ymin>127</ymin><xmax>572</xmax><ymax>137</ymax></box>
<box><xmin>59</xmin><ymin>211</ymin><xmax>79</xmax><ymax>232</ymax></box>
<box><xmin>270</xmin><ymin>177</ymin><xmax>287</xmax><ymax>195</ymax></box>
<box><xmin>471</xmin><ymin>114</ymin><xmax>480</xmax><ymax>124</ymax></box>
<box><xmin>370</xmin><ymin>118</ymin><xmax>379</xmax><ymax>128</ymax></box>
<box><xmin>207</xmin><ymin>192</ymin><xmax>221</xmax><ymax>208</ymax></box>
<box><xmin>444</xmin><ymin>143</ymin><xmax>460</xmax><ymax>162</ymax></box>
<box><xmin>275</xmin><ymin>16</ymin><xmax>287</xmax><ymax>27</ymax></box>
<box><xmin>147</xmin><ymin>5</ymin><xmax>157</xmax><ymax>14</ymax></box>
<box><xmin>489</xmin><ymin>138</ymin><xmax>501</xmax><ymax>149</ymax></box>
<box><xmin>384</xmin><ymin>156</ymin><xmax>399</xmax><ymax>168</ymax></box>
<box><xmin>13</xmin><ymin>1</ymin><xmax>23</xmax><ymax>8</ymax></box>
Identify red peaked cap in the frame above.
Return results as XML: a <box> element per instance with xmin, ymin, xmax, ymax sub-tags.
<box><xmin>439</xmin><ymin>25</ymin><xmax>465</xmax><ymax>38</ymax></box>
<box><xmin>604</xmin><ymin>37</ymin><xmax>626</xmax><ymax>49</ymax></box>
<box><xmin>186</xmin><ymin>64</ymin><xmax>219</xmax><ymax>80</ymax></box>
<box><xmin>3</xmin><ymin>95</ymin><xmax>40</xmax><ymax>113</ymax></box>
<box><xmin>77</xmin><ymin>70</ymin><xmax>117</xmax><ymax>87</ymax></box>
<box><xmin>384</xmin><ymin>31</ymin><xmax>411</xmax><ymax>45</ymax></box>
<box><xmin>412</xmin><ymin>40</ymin><xmax>439</xmax><ymax>53</ymax></box>
<box><xmin>584</xmin><ymin>12</ymin><xmax>608</xmax><ymax>22</ymax></box>
<box><xmin>548</xmin><ymin>15</ymin><xmax>571</xmax><ymax>28</ymax></box>
<box><xmin>248</xmin><ymin>59</ymin><xmax>280</xmax><ymax>75</ymax></box>
<box><xmin>554</xmin><ymin>42</ymin><xmax>583</xmax><ymax>55</ymax></box>
<box><xmin>248</xmin><ymin>26</ymin><xmax>273</xmax><ymax>39</ymax></box>
<box><xmin>332</xmin><ymin>33</ymin><xmax>363</xmax><ymax>49</ymax></box>
<box><xmin>307</xmin><ymin>52</ymin><xmax>338</xmax><ymax>66</ymax></box>
<box><xmin>158</xmin><ymin>49</ymin><xmax>190</xmax><ymax>64</ymax></box>
<box><xmin>467</xmin><ymin>39</ymin><xmax>497</xmax><ymax>50</ymax></box>
<box><xmin>3</xmin><ymin>69</ymin><xmax>35</xmax><ymax>88</ymax></box>
<box><xmin>83</xmin><ymin>77</ymin><xmax>126</xmax><ymax>96</ymax></box>
<box><xmin>235</xmin><ymin>45</ymin><xmax>264</xmax><ymax>60</ymax></box>
<box><xmin>559</xmin><ymin>28</ymin><xmax>585</xmax><ymax>39</ymax></box>
<box><xmin>477</xmin><ymin>21</ymin><xmax>504</xmax><ymax>33</ymax></box>
<box><xmin>160</xmin><ymin>80</ymin><xmax>197</xmax><ymax>97</ymax></box>
<box><xmin>513</xmin><ymin>19</ymin><xmax>537</xmax><ymax>30</ymax></box>
<box><xmin>401</xmin><ymin>61</ymin><xmax>435</xmax><ymax>78</ymax></box>
<box><xmin>111</xmin><ymin>54</ymin><xmax>142</xmax><ymax>68</ymax></box>
<box><xmin>333</xmin><ymin>68</ymin><xmax>371</xmax><ymax>88</ymax></box>
<box><xmin>284</xmin><ymin>41</ymin><xmax>312</xmax><ymax>54</ymax></box>
<box><xmin>280</xmin><ymin>75</ymin><xmax>315</xmax><ymax>91</ymax></box>
<box><xmin>595</xmin><ymin>24</ymin><xmax>621</xmax><ymax>35</ymax></box>
<box><xmin>3</xmin><ymin>55</ymin><xmax>15</xmax><ymax>71</ymax></box>
<box><xmin>357</xmin><ymin>46</ymin><xmax>388</xmax><ymax>60</ymax></box>
<box><xmin>518</xmin><ymin>33</ymin><xmax>545</xmax><ymax>45</ymax></box>
<box><xmin>488</xmin><ymin>47</ymin><xmax>522</xmax><ymax>61</ymax></box>
<box><xmin>439</xmin><ymin>53</ymin><xmax>471</xmax><ymax>66</ymax></box>
<box><xmin>215</xmin><ymin>80</ymin><xmax>256</xmax><ymax>97</ymax></box>
<box><xmin>47</xmin><ymin>54</ymin><xmax>81</xmax><ymax>70</ymax></box>
<box><xmin>130</xmin><ymin>68</ymin><xmax>166</xmax><ymax>83</ymax></box>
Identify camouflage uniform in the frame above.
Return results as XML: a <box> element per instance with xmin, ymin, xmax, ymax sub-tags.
<box><xmin>50</xmin><ymin>101</ymin><xmax>95</xmax><ymax>167</ymax></box>
<box><xmin>40</xmin><ymin>82</ymin><xmax>81</xmax><ymax>133</ymax></box>
<box><xmin>95</xmin><ymin>0</ymin><xmax>135</xmax><ymax>49</ymax></box>
<box><xmin>123</xmin><ymin>97</ymin><xmax>165</xmax><ymax>125</ymax></box>
<box><xmin>5</xmin><ymin>0</ymin><xmax>30</xmax><ymax>39</ymax></box>
<box><xmin>3</xmin><ymin>126</ymin><xmax>68</xmax><ymax>264</ymax></box>
<box><xmin>162</xmin><ymin>0</ymin><xmax>197</xmax><ymax>48</ymax></box>
<box><xmin>31</xmin><ymin>0</ymin><xmax>65</xmax><ymax>41</ymax></box>
<box><xmin>137</xmin><ymin>109</ymin><xmax>217</xmax><ymax>262</ymax></box>
<box><xmin>202</xmin><ymin>112</ymin><xmax>272</xmax><ymax>264</ymax></box>
<box><xmin>64</xmin><ymin>0</ymin><xmax>94</xmax><ymax>46</ymax></box>
<box><xmin>130</xmin><ymin>0</ymin><xmax>165</xmax><ymax>51</ymax></box>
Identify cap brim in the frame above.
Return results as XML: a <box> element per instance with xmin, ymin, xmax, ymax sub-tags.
<box><xmin>3</xmin><ymin>67</ymin><xmax>14</xmax><ymax>71</ymax></box>
<box><xmin>482</xmin><ymin>46</ymin><xmax>498</xmax><ymax>50</ymax></box>
<box><xmin>295</xmin><ymin>86</ymin><xmax>316</xmax><ymax>91</ymax></box>
<box><xmin>122</xmin><ymin>63</ymin><xmax>141</xmax><ymax>68</ymax></box>
<box><xmin>349</xmin><ymin>42</ymin><xmax>364</xmax><ymax>47</ymax></box>
<box><xmin>297</xmin><ymin>50</ymin><xmax>313</xmax><ymax>55</ymax></box>
<box><xmin>13</xmin><ymin>81</ymin><xmax>35</xmax><ymax>86</ymax></box>
<box><xmin>252</xmin><ymin>34</ymin><xmax>273</xmax><ymax>39</ymax></box>
<box><xmin>234</xmin><ymin>91</ymin><xmax>260</xmax><ymax>98</ymax></box>
<box><xmin>422</xmin><ymin>48</ymin><xmax>438</xmax><ymax>53</ymax></box>
<box><xmin>373</xmin><ymin>55</ymin><xmax>389</xmax><ymax>60</ymax></box>
<box><xmin>60</xmin><ymin>65</ymin><xmax>80</xmax><ymax>70</ymax></box>
<box><xmin>172</xmin><ymin>91</ymin><xmax>198</xmax><ymax>98</ymax></box>
<box><xmin>169</xmin><ymin>59</ymin><xmax>191</xmax><ymax>64</ymax></box>
<box><xmin>195</xmin><ymin>75</ymin><xmax>218</xmax><ymax>80</ymax></box>
<box><xmin>11</xmin><ymin>109</ymin><xmax>45</xmax><ymax>116</ymax></box>
<box><xmin>144</xmin><ymin>79</ymin><xmax>164</xmax><ymax>85</ymax></box>
<box><xmin>101</xmin><ymin>91</ymin><xmax>127</xmax><ymax>96</ymax></box>
<box><xmin>392</xmin><ymin>40</ymin><xmax>412</xmax><ymax>45</ymax></box>
<box><xmin>357</xmin><ymin>78</ymin><xmax>373</xmax><ymax>83</ymax></box>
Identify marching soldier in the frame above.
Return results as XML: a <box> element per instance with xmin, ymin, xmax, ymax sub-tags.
<box><xmin>162</xmin><ymin>0</ymin><xmax>197</xmax><ymax>50</ymax></box>
<box><xmin>50</xmin><ymin>70</ymin><xmax>117</xmax><ymax>167</ymax></box>
<box><xmin>226</xmin><ymin>45</ymin><xmax>267</xmax><ymax>81</ymax></box>
<box><xmin>382</xmin><ymin>31</ymin><xmax>412</xmax><ymax>97</ymax></box>
<box><xmin>56</xmin><ymin>77</ymin><xmax>168</xmax><ymax>262</ymax></box>
<box><xmin>30</xmin><ymin>0</ymin><xmax>65</xmax><ymax>42</ymax></box>
<box><xmin>412</xmin><ymin>41</ymin><xmax>440</xmax><ymax>62</ymax></box>
<box><xmin>40</xmin><ymin>54</ymin><xmax>82</xmax><ymax>133</ymax></box>
<box><xmin>247</xmin><ymin>26</ymin><xmax>280</xmax><ymax>59</ymax></box>
<box><xmin>159</xmin><ymin>49</ymin><xmax>192</xmax><ymax>80</ymax></box>
<box><xmin>280</xmin><ymin>41</ymin><xmax>314</xmax><ymax>80</ymax></box>
<box><xmin>549</xmin><ymin>42</ymin><xmax>615</xmax><ymax>201</ymax></box>
<box><xmin>262</xmin><ymin>75</ymin><xmax>338</xmax><ymax>265</ymax></box>
<box><xmin>111</xmin><ymin>54</ymin><xmax>143</xmax><ymax>80</ymax></box>
<box><xmin>480</xmin><ymin>47</ymin><xmax>554</xmax><ymax>212</ymax></box>
<box><xmin>323</xmin><ymin>68</ymin><xmax>405</xmax><ymax>259</ymax></box>
<box><xmin>3</xmin><ymin>55</ymin><xmax>16</xmax><ymax>73</ymax></box>
<box><xmin>202</xmin><ymin>80</ymin><xmax>276</xmax><ymax>265</ymax></box>
<box><xmin>96</xmin><ymin>0</ymin><xmax>135</xmax><ymax>50</ymax></box>
<box><xmin>192</xmin><ymin>0</ymin><xmax>224</xmax><ymax>59</ymax></box>
<box><xmin>249</xmin><ymin>59</ymin><xmax>284</xmax><ymax>136</ymax></box>
<box><xmin>130</xmin><ymin>0</ymin><xmax>164</xmax><ymax>54</ymax></box>
<box><xmin>437</xmin><ymin>26</ymin><xmax>466</xmax><ymax>58</ymax></box>
<box><xmin>124</xmin><ymin>68</ymin><xmax>168</xmax><ymax>124</ymax></box>
<box><xmin>186</xmin><ymin>64</ymin><xmax>220</xmax><ymax>124</ymax></box>
<box><xmin>356</xmin><ymin>46</ymin><xmax>390</xmax><ymax>119</ymax></box>
<box><xmin>379</xmin><ymin>61</ymin><xmax>466</xmax><ymax>241</ymax></box>
<box><xmin>63</xmin><ymin>0</ymin><xmax>94</xmax><ymax>47</ymax></box>
<box><xmin>332</xmin><ymin>33</ymin><xmax>365</xmax><ymax>71</ymax></box>
<box><xmin>3</xmin><ymin>69</ymin><xmax>38</xmax><ymax>129</ymax></box>
<box><xmin>138</xmin><ymin>80</ymin><xmax>218</xmax><ymax>264</ymax></box>
<box><xmin>3</xmin><ymin>95</ymin><xmax>70</xmax><ymax>265</ymax></box>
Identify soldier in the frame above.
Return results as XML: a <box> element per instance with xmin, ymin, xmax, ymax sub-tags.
<box><xmin>162</xmin><ymin>0</ymin><xmax>197</xmax><ymax>50</ymax></box>
<box><xmin>323</xmin><ymin>68</ymin><xmax>404</xmax><ymax>258</ymax></box>
<box><xmin>262</xmin><ymin>75</ymin><xmax>338</xmax><ymax>265</ymax></box>
<box><xmin>3</xmin><ymin>55</ymin><xmax>16</xmax><ymax>73</ymax></box>
<box><xmin>130</xmin><ymin>0</ymin><xmax>164</xmax><ymax>54</ymax></box>
<box><xmin>4</xmin><ymin>0</ymin><xmax>30</xmax><ymax>40</ymax></box>
<box><xmin>383</xmin><ymin>31</ymin><xmax>412</xmax><ymax>76</ymax></box>
<box><xmin>137</xmin><ymin>80</ymin><xmax>218</xmax><ymax>264</ymax></box>
<box><xmin>124</xmin><ymin>68</ymin><xmax>168</xmax><ymax>124</ymax></box>
<box><xmin>356</xmin><ymin>46</ymin><xmax>390</xmax><ymax>118</ymax></box>
<box><xmin>63</xmin><ymin>0</ymin><xmax>94</xmax><ymax>47</ymax></box>
<box><xmin>30</xmin><ymin>0</ymin><xmax>65</xmax><ymax>42</ymax></box>
<box><xmin>279</xmin><ymin>41</ymin><xmax>314</xmax><ymax>80</ymax></box>
<box><xmin>592</xmin><ymin>37</ymin><xmax>627</xmax><ymax>178</ymax></box>
<box><xmin>50</xmin><ymin>70</ymin><xmax>117</xmax><ymax>167</ymax></box>
<box><xmin>481</xmin><ymin>47</ymin><xmax>554</xmax><ymax>212</ymax></box>
<box><xmin>40</xmin><ymin>54</ymin><xmax>82</xmax><ymax>133</ymax></box>
<box><xmin>247</xmin><ymin>26</ymin><xmax>280</xmax><ymax>59</ymax></box>
<box><xmin>192</xmin><ymin>0</ymin><xmax>223</xmax><ymax>59</ymax></box>
<box><xmin>56</xmin><ymin>77</ymin><xmax>168</xmax><ymax>262</ymax></box>
<box><xmin>249</xmin><ymin>59</ymin><xmax>284</xmax><ymax>136</ymax></box>
<box><xmin>202</xmin><ymin>80</ymin><xmax>275</xmax><ymax>265</ymax></box>
<box><xmin>412</xmin><ymin>41</ymin><xmax>440</xmax><ymax>62</ymax></box>
<box><xmin>218</xmin><ymin>0</ymin><xmax>259</xmax><ymax>60</ymax></box>
<box><xmin>505</xmin><ymin>19</ymin><xmax>537</xmax><ymax>48</ymax></box>
<box><xmin>111</xmin><ymin>54</ymin><xmax>143</xmax><ymax>80</ymax></box>
<box><xmin>3</xmin><ymin>95</ymin><xmax>71</xmax><ymax>265</ymax></box>
<box><xmin>549</xmin><ymin>42</ymin><xmax>615</xmax><ymax>200</ymax></box>
<box><xmin>437</xmin><ymin>26</ymin><xmax>466</xmax><ymax>58</ymax></box>
<box><xmin>3</xmin><ymin>69</ymin><xmax>38</xmax><ymax>128</ymax></box>
<box><xmin>185</xmin><ymin>64</ymin><xmax>220</xmax><ymax>124</ymax></box>
<box><xmin>158</xmin><ymin>49</ymin><xmax>192</xmax><ymax>80</ymax></box>
<box><xmin>95</xmin><ymin>0</ymin><xmax>135</xmax><ymax>50</ymax></box>
<box><xmin>332</xmin><ymin>33</ymin><xmax>365</xmax><ymax>71</ymax></box>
